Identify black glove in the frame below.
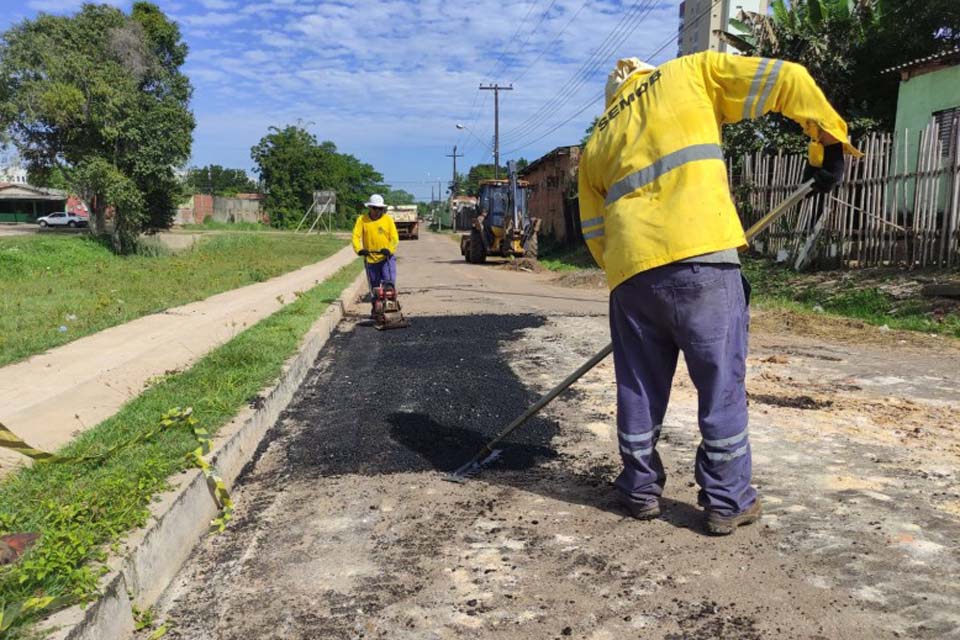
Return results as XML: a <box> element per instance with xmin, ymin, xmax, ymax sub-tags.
<box><xmin>379</xmin><ymin>248</ymin><xmax>392</xmax><ymax>257</ymax></box>
<box><xmin>357</xmin><ymin>249</ymin><xmax>369</xmax><ymax>257</ymax></box>
<box><xmin>803</xmin><ymin>143</ymin><xmax>845</xmax><ymax>194</ymax></box>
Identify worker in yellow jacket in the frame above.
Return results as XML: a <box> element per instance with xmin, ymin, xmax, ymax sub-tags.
<box><xmin>578</xmin><ymin>52</ymin><xmax>860</xmax><ymax>535</ymax></box>
<box><xmin>352</xmin><ymin>194</ymin><xmax>400</xmax><ymax>295</ymax></box>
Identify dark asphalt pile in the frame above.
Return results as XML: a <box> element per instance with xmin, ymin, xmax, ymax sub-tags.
<box><xmin>279</xmin><ymin>314</ymin><xmax>560</xmax><ymax>478</ymax></box>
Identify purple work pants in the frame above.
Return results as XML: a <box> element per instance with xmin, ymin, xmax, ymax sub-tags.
<box><xmin>365</xmin><ymin>256</ymin><xmax>397</xmax><ymax>291</ymax></box>
<box><xmin>609</xmin><ymin>263</ymin><xmax>756</xmax><ymax>516</ymax></box>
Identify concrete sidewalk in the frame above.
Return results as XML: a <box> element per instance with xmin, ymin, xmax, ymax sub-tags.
<box><xmin>0</xmin><ymin>244</ymin><xmax>356</xmax><ymax>472</ymax></box>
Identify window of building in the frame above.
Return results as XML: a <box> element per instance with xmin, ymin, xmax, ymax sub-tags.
<box><xmin>934</xmin><ymin>106</ymin><xmax>960</xmax><ymax>162</ymax></box>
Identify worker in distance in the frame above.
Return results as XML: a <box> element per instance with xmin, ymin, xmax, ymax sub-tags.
<box><xmin>352</xmin><ymin>193</ymin><xmax>400</xmax><ymax>309</ymax></box>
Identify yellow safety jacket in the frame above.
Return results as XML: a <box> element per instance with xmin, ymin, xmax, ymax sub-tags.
<box><xmin>578</xmin><ymin>51</ymin><xmax>862</xmax><ymax>291</ymax></box>
<box><xmin>351</xmin><ymin>213</ymin><xmax>399</xmax><ymax>264</ymax></box>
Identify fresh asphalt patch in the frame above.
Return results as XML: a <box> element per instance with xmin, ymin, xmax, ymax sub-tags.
<box><xmin>281</xmin><ymin>314</ymin><xmax>560</xmax><ymax>478</ymax></box>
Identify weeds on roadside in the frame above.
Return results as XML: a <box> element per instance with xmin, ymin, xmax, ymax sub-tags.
<box><xmin>0</xmin><ymin>233</ymin><xmax>346</xmax><ymax>366</ymax></box>
<box><xmin>742</xmin><ymin>256</ymin><xmax>960</xmax><ymax>337</ymax></box>
<box><xmin>0</xmin><ymin>263</ymin><xmax>361</xmax><ymax>639</ymax></box>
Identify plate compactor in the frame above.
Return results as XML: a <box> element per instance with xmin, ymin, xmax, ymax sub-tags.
<box><xmin>371</xmin><ymin>282</ymin><xmax>409</xmax><ymax>330</ymax></box>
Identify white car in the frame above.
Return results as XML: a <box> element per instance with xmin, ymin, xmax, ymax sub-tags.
<box><xmin>37</xmin><ymin>212</ymin><xmax>88</xmax><ymax>228</ymax></box>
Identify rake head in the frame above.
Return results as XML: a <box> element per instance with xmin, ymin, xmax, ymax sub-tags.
<box><xmin>442</xmin><ymin>449</ymin><xmax>502</xmax><ymax>483</ymax></box>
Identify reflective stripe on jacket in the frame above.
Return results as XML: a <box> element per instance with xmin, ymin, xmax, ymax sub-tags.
<box><xmin>351</xmin><ymin>213</ymin><xmax>399</xmax><ymax>263</ymax></box>
<box><xmin>578</xmin><ymin>51</ymin><xmax>861</xmax><ymax>291</ymax></box>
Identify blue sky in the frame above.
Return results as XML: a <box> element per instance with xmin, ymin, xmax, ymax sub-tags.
<box><xmin>0</xmin><ymin>0</ymin><xmax>682</xmax><ymax>201</ymax></box>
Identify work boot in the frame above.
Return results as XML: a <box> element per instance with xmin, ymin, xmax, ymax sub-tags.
<box><xmin>617</xmin><ymin>493</ymin><xmax>661</xmax><ymax>520</ymax></box>
<box><xmin>705</xmin><ymin>499</ymin><xmax>761</xmax><ymax>536</ymax></box>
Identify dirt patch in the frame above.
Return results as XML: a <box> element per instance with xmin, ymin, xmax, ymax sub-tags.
<box><xmin>752</xmin><ymin>306</ymin><xmax>960</xmax><ymax>350</ymax></box>
<box><xmin>551</xmin><ymin>269</ymin><xmax>607</xmax><ymax>289</ymax></box>
<box><xmin>154</xmin><ymin>231</ymin><xmax>202</xmax><ymax>251</ymax></box>
<box><xmin>750</xmin><ymin>393</ymin><xmax>833</xmax><ymax>410</ymax></box>
<box><xmin>497</xmin><ymin>258</ymin><xmax>546</xmax><ymax>273</ymax></box>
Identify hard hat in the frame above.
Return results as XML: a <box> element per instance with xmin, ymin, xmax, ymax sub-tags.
<box><xmin>605</xmin><ymin>57</ymin><xmax>656</xmax><ymax>107</ymax></box>
<box><xmin>364</xmin><ymin>194</ymin><xmax>386</xmax><ymax>208</ymax></box>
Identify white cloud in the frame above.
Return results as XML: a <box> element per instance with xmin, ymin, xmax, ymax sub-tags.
<box><xmin>170</xmin><ymin>0</ymin><xmax>684</xmax><ymax>182</ymax></box>
<box><xmin>190</xmin><ymin>67</ymin><xmax>230</xmax><ymax>83</ymax></box>
<box><xmin>180</xmin><ymin>12</ymin><xmax>245</xmax><ymax>27</ymax></box>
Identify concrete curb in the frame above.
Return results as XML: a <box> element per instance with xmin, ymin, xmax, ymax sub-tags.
<box><xmin>42</xmin><ymin>268</ymin><xmax>368</xmax><ymax>640</ymax></box>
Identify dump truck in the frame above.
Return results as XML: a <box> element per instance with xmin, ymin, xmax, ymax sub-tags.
<box><xmin>388</xmin><ymin>205</ymin><xmax>419</xmax><ymax>240</ymax></box>
<box><xmin>460</xmin><ymin>161</ymin><xmax>540</xmax><ymax>263</ymax></box>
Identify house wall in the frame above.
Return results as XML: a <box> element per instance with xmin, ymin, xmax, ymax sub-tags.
<box><xmin>173</xmin><ymin>194</ymin><xmax>264</xmax><ymax>225</ymax></box>
<box><xmin>894</xmin><ymin>64</ymin><xmax>960</xmax><ymax>174</ymax></box>
<box><xmin>523</xmin><ymin>147</ymin><xmax>580</xmax><ymax>245</ymax></box>
<box><xmin>893</xmin><ymin>64</ymin><xmax>960</xmax><ymax>210</ymax></box>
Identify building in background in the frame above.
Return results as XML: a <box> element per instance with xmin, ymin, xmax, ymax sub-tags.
<box><xmin>884</xmin><ymin>47</ymin><xmax>960</xmax><ymax>210</ymax></box>
<box><xmin>678</xmin><ymin>0</ymin><xmax>768</xmax><ymax>57</ymax></box>
<box><xmin>521</xmin><ymin>145</ymin><xmax>581</xmax><ymax>245</ymax></box>
<box><xmin>0</xmin><ymin>184</ymin><xmax>67</xmax><ymax>223</ymax></box>
<box><xmin>0</xmin><ymin>145</ymin><xmax>28</xmax><ymax>185</ymax></box>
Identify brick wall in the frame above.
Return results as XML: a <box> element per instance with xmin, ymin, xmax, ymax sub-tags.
<box><xmin>522</xmin><ymin>146</ymin><xmax>581</xmax><ymax>245</ymax></box>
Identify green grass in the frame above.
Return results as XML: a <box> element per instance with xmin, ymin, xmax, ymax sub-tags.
<box><xmin>180</xmin><ymin>220</ymin><xmax>271</xmax><ymax>231</ymax></box>
<box><xmin>0</xmin><ymin>262</ymin><xmax>362</xmax><ymax>638</ymax></box>
<box><xmin>530</xmin><ymin>238</ymin><xmax>960</xmax><ymax>338</ymax></box>
<box><xmin>0</xmin><ymin>233</ymin><xmax>346</xmax><ymax>366</ymax></box>
<box><xmin>741</xmin><ymin>256</ymin><xmax>960</xmax><ymax>338</ymax></box>
<box><xmin>536</xmin><ymin>241</ymin><xmax>598</xmax><ymax>272</ymax></box>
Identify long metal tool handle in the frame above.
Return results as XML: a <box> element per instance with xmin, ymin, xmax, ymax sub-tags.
<box><xmin>743</xmin><ymin>179</ymin><xmax>814</xmax><ymax>241</ymax></box>
<box><xmin>451</xmin><ymin>180</ymin><xmax>813</xmax><ymax>476</ymax></box>
<box><xmin>455</xmin><ymin>343</ymin><xmax>613</xmax><ymax>472</ymax></box>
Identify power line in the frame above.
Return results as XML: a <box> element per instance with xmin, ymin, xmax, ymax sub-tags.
<box><xmin>479</xmin><ymin>84</ymin><xmax>513</xmax><ymax>178</ymax></box>
<box><xmin>502</xmin><ymin>93</ymin><xmax>601</xmax><ymax>156</ymax></box>
<box><xmin>488</xmin><ymin>0</ymin><xmax>547</xmax><ymax>79</ymax></box>
<box><xmin>509</xmin><ymin>0</ymin><xmax>592</xmax><ymax>84</ymax></box>
<box><xmin>455</xmin><ymin>0</ymin><xmax>544</xmax><ymax>157</ymax></box>
<box><xmin>465</xmin><ymin>0</ymin><xmax>652</xmax><ymax>161</ymax></box>
<box><xmin>501</xmin><ymin>0</ymin><xmax>725</xmax><ymax>157</ymax></box>
<box><xmin>462</xmin><ymin>0</ymin><xmax>586</xmax><ymax>161</ymax></box>
<box><xmin>499</xmin><ymin>0</ymin><xmax>659</xmax><ymax>145</ymax></box>
<box><xmin>497</xmin><ymin>0</ymin><xmax>561</xmax><ymax>76</ymax></box>
<box><xmin>501</xmin><ymin>0</ymin><xmax>659</xmax><ymax>139</ymax></box>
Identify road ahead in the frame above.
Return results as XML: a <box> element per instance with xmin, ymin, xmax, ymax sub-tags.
<box><xmin>145</xmin><ymin>231</ymin><xmax>960</xmax><ymax>640</ymax></box>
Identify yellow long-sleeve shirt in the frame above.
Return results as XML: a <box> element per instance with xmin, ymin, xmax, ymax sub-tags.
<box><xmin>578</xmin><ymin>51</ymin><xmax>861</xmax><ymax>291</ymax></box>
<box><xmin>351</xmin><ymin>213</ymin><xmax>399</xmax><ymax>264</ymax></box>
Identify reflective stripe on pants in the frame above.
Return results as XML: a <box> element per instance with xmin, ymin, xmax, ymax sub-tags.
<box><xmin>609</xmin><ymin>262</ymin><xmax>756</xmax><ymax>516</ymax></box>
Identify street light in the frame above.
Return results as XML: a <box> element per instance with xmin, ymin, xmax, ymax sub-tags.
<box><xmin>455</xmin><ymin>123</ymin><xmax>493</xmax><ymax>154</ymax></box>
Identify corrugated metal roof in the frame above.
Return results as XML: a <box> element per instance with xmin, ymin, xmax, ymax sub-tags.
<box><xmin>520</xmin><ymin>145</ymin><xmax>580</xmax><ymax>176</ymax></box>
<box><xmin>0</xmin><ymin>184</ymin><xmax>67</xmax><ymax>200</ymax></box>
<box><xmin>883</xmin><ymin>47</ymin><xmax>960</xmax><ymax>74</ymax></box>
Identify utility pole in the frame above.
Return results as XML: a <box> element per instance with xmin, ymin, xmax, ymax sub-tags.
<box><xmin>479</xmin><ymin>83</ymin><xmax>512</xmax><ymax>179</ymax></box>
<box><xmin>446</xmin><ymin>145</ymin><xmax>463</xmax><ymax>196</ymax></box>
<box><xmin>446</xmin><ymin>145</ymin><xmax>464</xmax><ymax>231</ymax></box>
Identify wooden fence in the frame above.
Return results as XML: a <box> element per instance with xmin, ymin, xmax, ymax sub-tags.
<box><xmin>731</xmin><ymin>116</ymin><xmax>960</xmax><ymax>270</ymax></box>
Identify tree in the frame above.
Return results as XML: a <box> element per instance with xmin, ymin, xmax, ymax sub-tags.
<box><xmin>461</xmin><ymin>163</ymin><xmax>506</xmax><ymax>196</ymax></box>
<box><xmin>383</xmin><ymin>188</ymin><xmax>415</xmax><ymax>206</ymax></box>
<box><xmin>719</xmin><ymin>0</ymin><xmax>960</xmax><ymax>161</ymax></box>
<box><xmin>185</xmin><ymin>165</ymin><xmax>256</xmax><ymax>196</ymax></box>
<box><xmin>581</xmin><ymin>116</ymin><xmax>600</xmax><ymax>147</ymax></box>
<box><xmin>0</xmin><ymin>2</ymin><xmax>194</xmax><ymax>253</ymax></box>
<box><xmin>251</xmin><ymin>125</ymin><xmax>384</xmax><ymax>228</ymax></box>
